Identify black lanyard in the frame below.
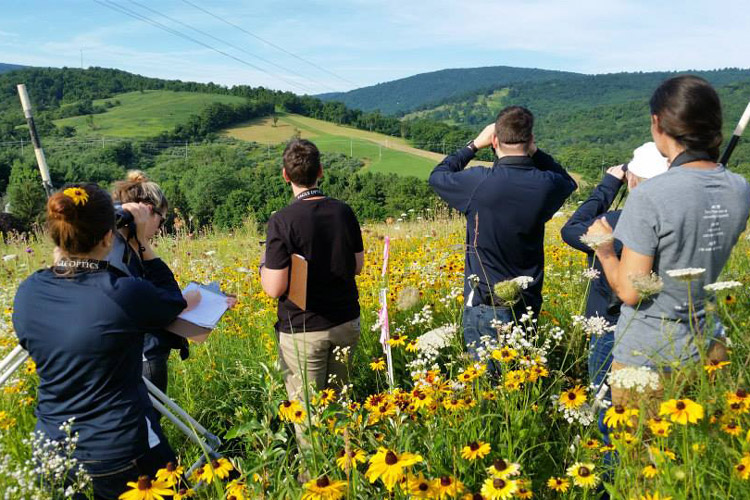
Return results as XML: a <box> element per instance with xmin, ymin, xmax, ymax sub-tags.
<box><xmin>671</xmin><ymin>150</ymin><xmax>714</xmax><ymax>168</ymax></box>
<box><xmin>295</xmin><ymin>188</ymin><xmax>325</xmax><ymax>201</ymax></box>
<box><xmin>52</xmin><ymin>258</ymin><xmax>110</xmax><ymax>276</ymax></box>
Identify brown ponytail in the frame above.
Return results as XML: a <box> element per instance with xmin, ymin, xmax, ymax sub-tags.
<box><xmin>649</xmin><ymin>75</ymin><xmax>723</xmax><ymax>161</ymax></box>
<box><xmin>47</xmin><ymin>183</ymin><xmax>114</xmax><ymax>256</ymax></box>
<box><xmin>112</xmin><ymin>170</ymin><xmax>168</xmax><ymax>215</ymax></box>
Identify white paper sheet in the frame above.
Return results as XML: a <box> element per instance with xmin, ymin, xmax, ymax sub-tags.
<box><xmin>177</xmin><ymin>282</ymin><xmax>228</xmax><ymax>329</ymax></box>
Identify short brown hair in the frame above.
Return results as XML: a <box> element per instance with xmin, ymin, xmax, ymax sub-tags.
<box><xmin>47</xmin><ymin>183</ymin><xmax>114</xmax><ymax>256</ymax></box>
<box><xmin>283</xmin><ymin>139</ymin><xmax>321</xmax><ymax>187</ymax></box>
<box><xmin>649</xmin><ymin>75</ymin><xmax>722</xmax><ymax>161</ymax></box>
<box><xmin>495</xmin><ymin>106</ymin><xmax>534</xmax><ymax>145</ymax></box>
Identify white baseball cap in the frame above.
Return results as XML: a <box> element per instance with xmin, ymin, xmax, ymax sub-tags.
<box><xmin>626</xmin><ymin>142</ymin><xmax>669</xmax><ymax>179</ymax></box>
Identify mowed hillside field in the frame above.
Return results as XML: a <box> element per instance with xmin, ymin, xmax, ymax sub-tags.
<box><xmin>54</xmin><ymin>90</ymin><xmax>247</xmax><ymax>138</ymax></box>
<box><xmin>223</xmin><ymin>112</ymin><xmax>447</xmax><ymax>179</ymax></box>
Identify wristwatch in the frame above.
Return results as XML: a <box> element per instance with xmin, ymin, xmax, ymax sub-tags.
<box><xmin>466</xmin><ymin>140</ymin><xmax>479</xmax><ymax>153</ymax></box>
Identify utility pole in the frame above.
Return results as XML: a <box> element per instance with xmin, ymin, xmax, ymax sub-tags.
<box><xmin>185</xmin><ymin>140</ymin><xmax>188</xmax><ymax>159</ymax></box>
<box><xmin>80</xmin><ymin>49</ymin><xmax>83</xmax><ymax>69</ymax></box>
<box><xmin>17</xmin><ymin>84</ymin><xmax>53</xmax><ymax>197</ymax></box>
<box><xmin>350</xmin><ymin>139</ymin><xmax>353</xmax><ymax>158</ymax></box>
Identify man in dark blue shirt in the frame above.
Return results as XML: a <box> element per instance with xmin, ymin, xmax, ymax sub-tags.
<box><xmin>429</xmin><ymin>106</ymin><xmax>577</xmax><ymax>360</ymax></box>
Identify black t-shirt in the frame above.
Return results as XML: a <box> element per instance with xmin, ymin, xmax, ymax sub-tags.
<box><xmin>265</xmin><ymin>197</ymin><xmax>363</xmax><ymax>332</ymax></box>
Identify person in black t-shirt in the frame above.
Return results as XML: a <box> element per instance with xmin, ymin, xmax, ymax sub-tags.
<box><xmin>261</xmin><ymin>139</ymin><xmax>364</xmax><ymax>421</ymax></box>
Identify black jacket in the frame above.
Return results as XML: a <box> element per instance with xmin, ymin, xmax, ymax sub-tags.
<box><xmin>13</xmin><ymin>259</ymin><xmax>186</xmax><ymax>461</ymax></box>
<box><xmin>430</xmin><ymin>147</ymin><xmax>577</xmax><ymax>312</ymax></box>
<box><xmin>560</xmin><ymin>173</ymin><xmax>624</xmax><ymax>322</ymax></box>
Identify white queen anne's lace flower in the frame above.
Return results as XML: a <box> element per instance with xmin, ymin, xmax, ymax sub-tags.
<box><xmin>630</xmin><ymin>272</ymin><xmax>664</xmax><ymax>300</ymax></box>
<box><xmin>608</xmin><ymin>366</ymin><xmax>660</xmax><ymax>393</ymax></box>
<box><xmin>580</xmin><ymin>233</ymin><xmax>614</xmax><ymax>249</ymax></box>
<box><xmin>572</xmin><ymin>315</ymin><xmax>615</xmax><ymax>336</ymax></box>
<box><xmin>415</xmin><ymin>324</ymin><xmax>457</xmax><ymax>359</ymax></box>
<box><xmin>666</xmin><ymin>268</ymin><xmax>706</xmax><ymax>281</ymax></box>
<box><xmin>704</xmin><ymin>280</ymin><xmax>742</xmax><ymax>292</ymax></box>
<box><xmin>512</xmin><ymin>276</ymin><xmax>534</xmax><ymax>289</ymax></box>
<box><xmin>581</xmin><ymin>267</ymin><xmax>601</xmax><ymax>280</ymax></box>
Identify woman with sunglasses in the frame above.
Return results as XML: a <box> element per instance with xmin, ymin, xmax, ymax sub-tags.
<box><xmin>111</xmin><ymin>170</ymin><xmax>190</xmax><ymax>396</ymax></box>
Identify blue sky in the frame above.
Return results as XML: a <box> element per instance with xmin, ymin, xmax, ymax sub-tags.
<box><xmin>1</xmin><ymin>0</ymin><xmax>749</xmax><ymax>94</ymax></box>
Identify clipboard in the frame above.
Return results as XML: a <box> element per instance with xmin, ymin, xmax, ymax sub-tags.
<box><xmin>166</xmin><ymin>282</ymin><xmax>229</xmax><ymax>344</ymax></box>
<box><xmin>287</xmin><ymin>254</ymin><xmax>308</xmax><ymax>310</ymax></box>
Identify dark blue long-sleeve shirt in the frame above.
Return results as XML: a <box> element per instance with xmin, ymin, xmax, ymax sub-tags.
<box><xmin>430</xmin><ymin>147</ymin><xmax>577</xmax><ymax>312</ymax></box>
<box><xmin>560</xmin><ymin>173</ymin><xmax>624</xmax><ymax>322</ymax></box>
<box><xmin>12</xmin><ymin>258</ymin><xmax>187</xmax><ymax>461</ymax></box>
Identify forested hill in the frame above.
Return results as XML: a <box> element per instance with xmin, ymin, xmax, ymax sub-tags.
<box><xmin>408</xmin><ymin>68</ymin><xmax>750</xmax><ymax>125</ymax></box>
<box><xmin>317</xmin><ymin>65</ymin><xmax>581</xmax><ymax>114</ymax></box>
<box><xmin>321</xmin><ymin>66</ymin><xmax>750</xmax><ymax>118</ymax></box>
<box><xmin>0</xmin><ymin>63</ymin><xmax>25</xmax><ymax>74</ymax></box>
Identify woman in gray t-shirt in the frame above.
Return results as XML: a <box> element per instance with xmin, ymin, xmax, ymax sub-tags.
<box><xmin>586</xmin><ymin>76</ymin><xmax>750</xmax><ymax>391</ymax></box>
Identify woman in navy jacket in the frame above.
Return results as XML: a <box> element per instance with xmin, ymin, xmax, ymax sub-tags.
<box><xmin>12</xmin><ymin>183</ymin><xmax>187</xmax><ymax>499</ymax></box>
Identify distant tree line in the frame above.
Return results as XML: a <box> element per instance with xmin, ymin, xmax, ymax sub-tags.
<box><xmin>0</xmin><ymin>140</ymin><xmax>437</xmax><ymax>230</ymax></box>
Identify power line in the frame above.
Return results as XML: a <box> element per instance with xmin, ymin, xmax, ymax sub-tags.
<box><xmin>125</xmin><ymin>0</ymin><xmax>339</xmax><ymax>93</ymax></box>
<box><xmin>179</xmin><ymin>0</ymin><xmax>358</xmax><ymax>89</ymax></box>
<box><xmin>93</xmin><ymin>0</ymin><xmax>316</xmax><ymax>94</ymax></box>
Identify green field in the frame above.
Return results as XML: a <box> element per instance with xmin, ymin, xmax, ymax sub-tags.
<box><xmin>224</xmin><ymin>113</ymin><xmax>444</xmax><ymax>179</ymax></box>
<box><xmin>403</xmin><ymin>88</ymin><xmax>510</xmax><ymax>125</ymax></box>
<box><xmin>54</xmin><ymin>90</ymin><xmax>246</xmax><ymax>138</ymax></box>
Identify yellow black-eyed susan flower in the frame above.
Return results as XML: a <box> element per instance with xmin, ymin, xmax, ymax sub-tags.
<box><xmin>566</xmin><ymin>463</ymin><xmax>599</xmax><ymax>489</ymax></box>
<box><xmin>736</xmin><ymin>455</ymin><xmax>750</xmax><ymax>480</ymax></box>
<box><xmin>546</xmin><ymin>477</ymin><xmax>570</xmax><ymax>493</ymax></box>
<box><xmin>461</xmin><ymin>441</ymin><xmax>491</xmax><ymax>461</ymax></box>
<box><xmin>405</xmin><ymin>473</ymin><xmax>437</xmax><ymax>498</ymax></box>
<box><xmin>481</xmin><ymin>477</ymin><xmax>517</xmax><ymax>499</ymax></box>
<box><xmin>364</xmin><ymin>447</ymin><xmax>422</xmax><ymax>491</ymax></box>
<box><xmin>225</xmin><ymin>479</ymin><xmax>249</xmax><ymax>500</ymax></box>
<box><xmin>301</xmin><ymin>475</ymin><xmax>347</xmax><ymax>500</ymax></box>
<box><xmin>370</xmin><ymin>358</ymin><xmax>386</xmax><ymax>371</ymax></box>
<box><xmin>174</xmin><ymin>488</ymin><xmax>195</xmax><ymax>500</ymax></box>
<box><xmin>659</xmin><ymin>398</ymin><xmax>704</xmax><ymax>425</ymax></box>
<box><xmin>722</xmin><ymin>421</ymin><xmax>743</xmax><ymax>436</ymax></box>
<box><xmin>647</xmin><ymin>417</ymin><xmax>673</xmax><ymax>438</ymax></box>
<box><xmin>155</xmin><ymin>461</ymin><xmax>183</xmax><ymax>487</ymax></box>
<box><xmin>435</xmin><ymin>475</ymin><xmax>464</xmax><ymax>498</ymax></box>
<box><xmin>63</xmin><ymin>186</ymin><xmax>89</xmax><ymax>206</ymax></box>
<box><xmin>118</xmin><ymin>476</ymin><xmax>173</xmax><ymax>500</ymax></box>
<box><xmin>335</xmin><ymin>448</ymin><xmax>367</xmax><ymax>472</ymax></box>
<box><xmin>642</xmin><ymin>464</ymin><xmax>659</xmax><ymax>478</ymax></box>
<box><xmin>704</xmin><ymin>360</ymin><xmax>731</xmax><ymax>374</ymax></box>
<box><xmin>487</xmin><ymin>458</ymin><xmax>521</xmax><ymax>478</ymax></box>
<box><xmin>559</xmin><ymin>385</ymin><xmax>587</xmax><ymax>410</ymax></box>
<box><xmin>604</xmin><ymin>405</ymin><xmax>639</xmax><ymax>428</ymax></box>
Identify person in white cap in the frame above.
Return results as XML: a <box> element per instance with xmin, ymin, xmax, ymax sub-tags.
<box><xmin>560</xmin><ymin>141</ymin><xmax>668</xmax><ymax>447</ymax></box>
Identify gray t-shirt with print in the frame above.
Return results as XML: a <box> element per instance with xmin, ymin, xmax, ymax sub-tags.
<box><xmin>612</xmin><ymin>164</ymin><xmax>750</xmax><ymax>368</ymax></box>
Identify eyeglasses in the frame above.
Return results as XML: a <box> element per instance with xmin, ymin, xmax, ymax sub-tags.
<box><xmin>151</xmin><ymin>206</ymin><xmax>167</xmax><ymax>228</ymax></box>
<box><xmin>622</xmin><ymin>162</ymin><xmax>629</xmax><ymax>173</ymax></box>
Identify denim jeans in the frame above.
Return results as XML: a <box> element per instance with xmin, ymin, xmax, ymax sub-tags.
<box><xmin>69</xmin><ymin>441</ymin><xmax>177</xmax><ymax>500</ymax></box>
<box><xmin>588</xmin><ymin>331</ymin><xmax>614</xmax><ymax>395</ymax></box>
<box><xmin>462</xmin><ymin>305</ymin><xmax>514</xmax><ymax>376</ymax></box>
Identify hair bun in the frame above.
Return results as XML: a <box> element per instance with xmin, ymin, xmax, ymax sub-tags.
<box><xmin>126</xmin><ymin>170</ymin><xmax>149</xmax><ymax>183</ymax></box>
<box><xmin>47</xmin><ymin>192</ymin><xmax>78</xmax><ymax>221</ymax></box>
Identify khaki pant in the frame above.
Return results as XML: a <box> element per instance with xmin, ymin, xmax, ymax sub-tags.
<box><xmin>278</xmin><ymin>318</ymin><xmax>361</xmax><ymax>404</ymax></box>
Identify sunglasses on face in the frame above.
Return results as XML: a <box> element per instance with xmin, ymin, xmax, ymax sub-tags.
<box><xmin>150</xmin><ymin>206</ymin><xmax>167</xmax><ymax>228</ymax></box>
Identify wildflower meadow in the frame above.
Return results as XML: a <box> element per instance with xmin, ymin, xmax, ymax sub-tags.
<box><xmin>1</xmin><ymin>210</ymin><xmax>750</xmax><ymax>499</ymax></box>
